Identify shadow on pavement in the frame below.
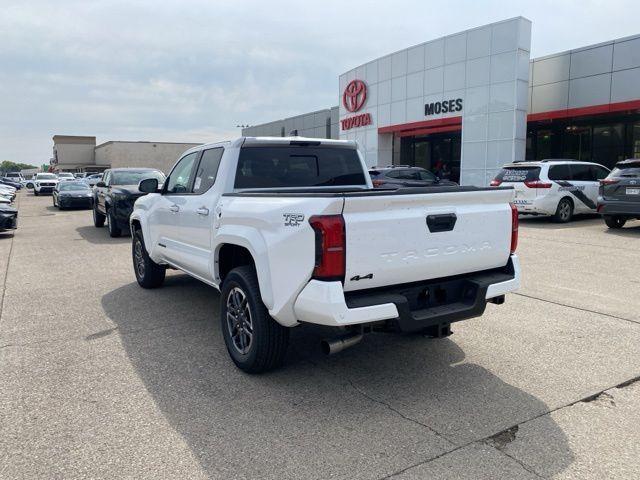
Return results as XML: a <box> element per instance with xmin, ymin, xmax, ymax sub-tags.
<box><xmin>101</xmin><ymin>275</ymin><xmax>573</xmax><ymax>479</ymax></box>
<box><xmin>603</xmin><ymin>221</ymin><xmax>640</xmax><ymax>236</ymax></box>
<box><xmin>519</xmin><ymin>214</ymin><xmax>601</xmax><ymax>230</ymax></box>
<box><xmin>76</xmin><ymin>225</ymin><xmax>130</xmax><ymax>245</ymax></box>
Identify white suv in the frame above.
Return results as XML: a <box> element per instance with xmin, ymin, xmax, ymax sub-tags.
<box><xmin>491</xmin><ymin>160</ymin><xmax>610</xmax><ymax>222</ymax></box>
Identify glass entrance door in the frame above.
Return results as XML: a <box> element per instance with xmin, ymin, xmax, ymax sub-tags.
<box><xmin>400</xmin><ymin>132</ymin><xmax>461</xmax><ymax>183</ymax></box>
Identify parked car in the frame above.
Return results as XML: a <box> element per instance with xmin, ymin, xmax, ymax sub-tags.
<box><xmin>83</xmin><ymin>173</ymin><xmax>103</xmax><ymax>187</ymax></box>
<box><xmin>5</xmin><ymin>172</ymin><xmax>24</xmax><ymax>183</ymax></box>
<box><xmin>491</xmin><ymin>159</ymin><xmax>610</xmax><ymax>223</ymax></box>
<box><xmin>93</xmin><ymin>168</ymin><xmax>165</xmax><ymax>237</ymax></box>
<box><xmin>53</xmin><ymin>181</ymin><xmax>93</xmax><ymax>210</ymax></box>
<box><xmin>0</xmin><ymin>178</ymin><xmax>22</xmax><ymax>190</ymax></box>
<box><xmin>597</xmin><ymin>159</ymin><xmax>640</xmax><ymax>229</ymax></box>
<box><xmin>0</xmin><ymin>190</ymin><xmax>13</xmax><ymax>204</ymax></box>
<box><xmin>57</xmin><ymin>172</ymin><xmax>76</xmax><ymax>182</ymax></box>
<box><xmin>369</xmin><ymin>166</ymin><xmax>457</xmax><ymax>188</ymax></box>
<box><xmin>0</xmin><ymin>183</ymin><xmax>17</xmax><ymax>202</ymax></box>
<box><xmin>33</xmin><ymin>173</ymin><xmax>59</xmax><ymax>195</ymax></box>
<box><xmin>0</xmin><ymin>204</ymin><xmax>18</xmax><ymax>231</ymax></box>
<box><xmin>74</xmin><ymin>173</ymin><xmax>87</xmax><ymax>179</ymax></box>
<box><xmin>130</xmin><ymin>137</ymin><xmax>520</xmax><ymax>373</ymax></box>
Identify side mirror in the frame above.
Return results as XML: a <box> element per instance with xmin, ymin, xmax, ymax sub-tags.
<box><xmin>95</xmin><ymin>181</ymin><xmax>106</xmax><ymax>188</ymax></box>
<box><xmin>138</xmin><ymin>178</ymin><xmax>159</xmax><ymax>193</ymax></box>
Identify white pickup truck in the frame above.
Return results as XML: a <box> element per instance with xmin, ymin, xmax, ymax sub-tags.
<box><xmin>130</xmin><ymin>137</ymin><xmax>520</xmax><ymax>373</ymax></box>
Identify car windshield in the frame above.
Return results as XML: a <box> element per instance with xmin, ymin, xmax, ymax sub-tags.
<box><xmin>610</xmin><ymin>163</ymin><xmax>640</xmax><ymax>178</ymax></box>
<box><xmin>36</xmin><ymin>174</ymin><xmax>57</xmax><ymax>180</ymax></box>
<box><xmin>58</xmin><ymin>173</ymin><xmax>74</xmax><ymax>177</ymax></box>
<box><xmin>494</xmin><ymin>166</ymin><xmax>541</xmax><ymax>182</ymax></box>
<box><xmin>111</xmin><ymin>170</ymin><xmax>165</xmax><ymax>186</ymax></box>
<box><xmin>59</xmin><ymin>182</ymin><xmax>90</xmax><ymax>191</ymax></box>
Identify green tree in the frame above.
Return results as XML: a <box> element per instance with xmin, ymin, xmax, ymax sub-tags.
<box><xmin>0</xmin><ymin>161</ymin><xmax>39</xmax><ymax>172</ymax></box>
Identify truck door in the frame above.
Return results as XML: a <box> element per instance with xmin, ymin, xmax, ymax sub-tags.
<box><xmin>175</xmin><ymin>147</ymin><xmax>224</xmax><ymax>279</ymax></box>
<box><xmin>148</xmin><ymin>151</ymin><xmax>199</xmax><ymax>268</ymax></box>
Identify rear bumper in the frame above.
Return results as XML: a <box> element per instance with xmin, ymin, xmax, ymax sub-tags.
<box><xmin>513</xmin><ymin>195</ymin><xmax>556</xmax><ymax>215</ymax></box>
<box><xmin>597</xmin><ymin>198</ymin><xmax>640</xmax><ymax>217</ymax></box>
<box><xmin>294</xmin><ymin>255</ymin><xmax>520</xmax><ymax>330</ymax></box>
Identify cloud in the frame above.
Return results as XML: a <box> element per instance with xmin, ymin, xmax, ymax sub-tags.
<box><xmin>1</xmin><ymin>0</ymin><xmax>639</xmax><ymax>163</ymax></box>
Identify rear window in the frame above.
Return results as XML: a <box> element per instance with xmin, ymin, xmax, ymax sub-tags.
<box><xmin>611</xmin><ymin>162</ymin><xmax>640</xmax><ymax>178</ymax></box>
<box><xmin>235</xmin><ymin>146</ymin><xmax>366</xmax><ymax>189</ymax></box>
<box><xmin>494</xmin><ymin>167</ymin><xmax>540</xmax><ymax>182</ymax></box>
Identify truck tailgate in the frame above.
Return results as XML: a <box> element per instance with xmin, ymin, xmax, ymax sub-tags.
<box><xmin>341</xmin><ymin>188</ymin><xmax>515</xmax><ymax>292</ymax></box>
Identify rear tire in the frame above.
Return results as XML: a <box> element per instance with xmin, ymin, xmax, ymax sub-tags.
<box><xmin>132</xmin><ymin>229</ymin><xmax>166</xmax><ymax>288</ymax></box>
<box><xmin>93</xmin><ymin>204</ymin><xmax>105</xmax><ymax>227</ymax></box>
<box><xmin>107</xmin><ymin>209</ymin><xmax>121</xmax><ymax>237</ymax></box>
<box><xmin>552</xmin><ymin>197</ymin><xmax>573</xmax><ymax>223</ymax></box>
<box><xmin>220</xmin><ymin>266</ymin><xmax>289</xmax><ymax>373</ymax></box>
<box><xmin>604</xmin><ymin>215</ymin><xmax>626</xmax><ymax>229</ymax></box>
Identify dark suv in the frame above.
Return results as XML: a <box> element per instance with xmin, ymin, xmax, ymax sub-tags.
<box><xmin>369</xmin><ymin>166</ymin><xmax>457</xmax><ymax>188</ymax></box>
<box><xmin>597</xmin><ymin>159</ymin><xmax>640</xmax><ymax>229</ymax></box>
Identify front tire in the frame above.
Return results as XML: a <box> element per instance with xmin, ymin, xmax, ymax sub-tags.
<box><xmin>34</xmin><ymin>190</ymin><xmax>39</xmax><ymax>196</ymax></box>
<box><xmin>220</xmin><ymin>266</ymin><xmax>289</xmax><ymax>373</ymax></box>
<box><xmin>132</xmin><ymin>229</ymin><xmax>166</xmax><ymax>288</ymax></box>
<box><xmin>107</xmin><ymin>209</ymin><xmax>121</xmax><ymax>237</ymax></box>
<box><xmin>93</xmin><ymin>204</ymin><xmax>105</xmax><ymax>227</ymax></box>
<box><xmin>604</xmin><ymin>215</ymin><xmax>626</xmax><ymax>229</ymax></box>
<box><xmin>552</xmin><ymin>198</ymin><xmax>573</xmax><ymax>223</ymax></box>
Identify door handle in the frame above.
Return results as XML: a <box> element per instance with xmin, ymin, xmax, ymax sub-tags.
<box><xmin>196</xmin><ymin>207</ymin><xmax>209</xmax><ymax>216</ymax></box>
<box><xmin>169</xmin><ymin>204</ymin><xmax>180</xmax><ymax>213</ymax></box>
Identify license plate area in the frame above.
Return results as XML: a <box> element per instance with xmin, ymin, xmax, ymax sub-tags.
<box><xmin>626</xmin><ymin>188</ymin><xmax>640</xmax><ymax>195</ymax></box>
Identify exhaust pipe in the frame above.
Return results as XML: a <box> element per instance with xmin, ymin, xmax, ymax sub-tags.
<box><xmin>321</xmin><ymin>332</ymin><xmax>363</xmax><ymax>355</ymax></box>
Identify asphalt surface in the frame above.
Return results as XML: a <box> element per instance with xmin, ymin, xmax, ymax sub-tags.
<box><xmin>1</xmin><ymin>191</ymin><xmax>639</xmax><ymax>479</ymax></box>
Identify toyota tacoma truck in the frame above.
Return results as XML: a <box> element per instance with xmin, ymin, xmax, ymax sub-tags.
<box><xmin>130</xmin><ymin>137</ymin><xmax>521</xmax><ymax>373</ymax></box>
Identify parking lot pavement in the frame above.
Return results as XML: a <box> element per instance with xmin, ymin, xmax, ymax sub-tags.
<box><xmin>1</xmin><ymin>193</ymin><xmax>639</xmax><ymax>480</ymax></box>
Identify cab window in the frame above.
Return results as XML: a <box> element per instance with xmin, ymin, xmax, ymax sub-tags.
<box><xmin>165</xmin><ymin>152</ymin><xmax>198</xmax><ymax>194</ymax></box>
<box><xmin>193</xmin><ymin>148</ymin><xmax>224</xmax><ymax>194</ymax></box>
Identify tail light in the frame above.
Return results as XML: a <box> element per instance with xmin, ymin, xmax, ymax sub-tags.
<box><xmin>372</xmin><ymin>179</ymin><xmax>385</xmax><ymax>187</ymax></box>
<box><xmin>490</xmin><ymin>179</ymin><xmax>502</xmax><ymax>186</ymax></box>
<box><xmin>510</xmin><ymin>203</ymin><xmax>518</xmax><ymax>254</ymax></box>
<box><xmin>599</xmin><ymin>178</ymin><xmax>619</xmax><ymax>185</ymax></box>
<box><xmin>309</xmin><ymin>215</ymin><xmax>345</xmax><ymax>281</ymax></box>
<box><xmin>524</xmin><ymin>180</ymin><xmax>552</xmax><ymax>188</ymax></box>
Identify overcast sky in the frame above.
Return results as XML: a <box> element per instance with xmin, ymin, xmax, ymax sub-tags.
<box><xmin>1</xmin><ymin>0</ymin><xmax>639</xmax><ymax>164</ymax></box>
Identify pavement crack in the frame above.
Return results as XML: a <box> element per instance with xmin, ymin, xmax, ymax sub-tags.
<box><xmin>487</xmin><ymin>442</ymin><xmax>546</xmax><ymax>479</ymax></box>
<box><xmin>85</xmin><ymin>327</ymin><xmax>118</xmax><ymax>341</ymax></box>
<box><xmin>487</xmin><ymin>425</ymin><xmax>519</xmax><ymax>449</ymax></box>
<box><xmin>345</xmin><ymin>376</ymin><xmax>456</xmax><ymax>446</ymax></box>
<box><xmin>513</xmin><ymin>292</ymin><xmax>640</xmax><ymax>326</ymax></box>
<box><xmin>290</xmin><ymin>346</ymin><xmax>455</xmax><ymax>446</ymax></box>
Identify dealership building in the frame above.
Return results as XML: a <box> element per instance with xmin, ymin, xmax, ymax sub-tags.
<box><xmin>242</xmin><ymin>17</ymin><xmax>640</xmax><ymax>185</ymax></box>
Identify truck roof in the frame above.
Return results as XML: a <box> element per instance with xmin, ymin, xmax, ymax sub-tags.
<box><xmin>185</xmin><ymin>136</ymin><xmax>357</xmax><ymax>156</ymax></box>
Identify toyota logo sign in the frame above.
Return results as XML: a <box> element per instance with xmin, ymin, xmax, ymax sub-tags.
<box><xmin>343</xmin><ymin>79</ymin><xmax>367</xmax><ymax>113</ymax></box>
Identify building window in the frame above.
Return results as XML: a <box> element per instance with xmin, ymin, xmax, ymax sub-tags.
<box><xmin>592</xmin><ymin>124</ymin><xmax>624</xmax><ymax>167</ymax></box>
<box><xmin>562</xmin><ymin>126</ymin><xmax>591</xmax><ymax>161</ymax></box>
<box><xmin>536</xmin><ymin>130</ymin><xmax>553</xmax><ymax>160</ymax></box>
